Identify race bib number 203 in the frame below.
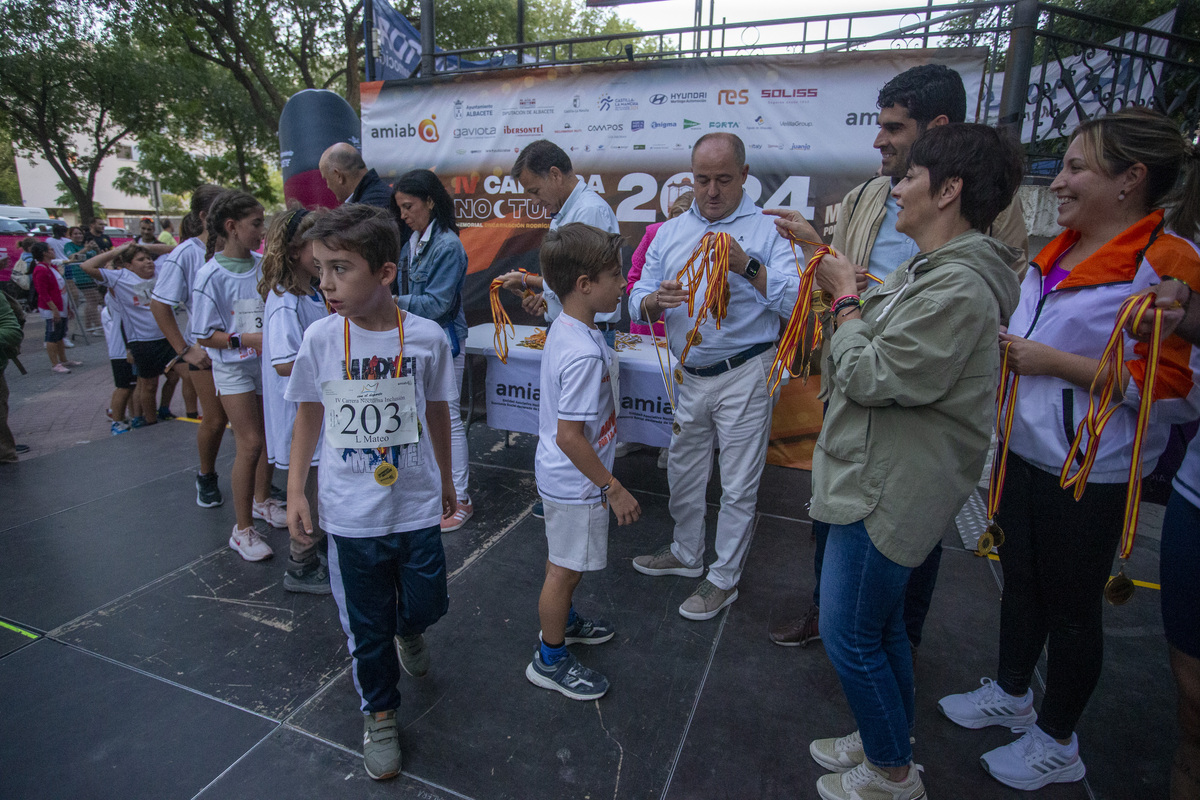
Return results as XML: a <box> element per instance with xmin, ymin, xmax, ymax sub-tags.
<box><xmin>321</xmin><ymin>377</ymin><xmax>419</xmax><ymax>449</ymax></box>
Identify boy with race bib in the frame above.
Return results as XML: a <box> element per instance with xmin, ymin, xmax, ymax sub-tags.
<box><xmin>284</xmin><ymin>204</ymin><xmax>456</xmax><ymax>781</ymax></box>
<box><xmin>525</xmin><ymin>223</ymin><xmax>641</xmax><ymax>702</ymax></box>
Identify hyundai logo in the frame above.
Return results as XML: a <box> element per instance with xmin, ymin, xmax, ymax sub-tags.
<box><xmin>650</xmin><ymin>93</ymin><xmax>667</xmax><ymax>105</ymax></box>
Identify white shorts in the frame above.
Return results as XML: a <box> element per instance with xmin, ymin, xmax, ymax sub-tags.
<box><xmin>543</xmin><ymin>496</ymin><xmax>609</xmax><ymax>572</ymax></box>
<box><xmin>212</xmin><ymin>358</ymin><xmax>263</xmax><ymax>396</ymax></box>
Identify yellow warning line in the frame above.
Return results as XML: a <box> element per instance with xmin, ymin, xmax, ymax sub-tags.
<box><xmin>0</xmin><ymin>619</ymin><xmax>39</xmax><ymax>639</ymax></box>
<box><xmin>984</xmin><ymin>553</ymin><xmax>1160</xmax><ymax>590</ymax></box>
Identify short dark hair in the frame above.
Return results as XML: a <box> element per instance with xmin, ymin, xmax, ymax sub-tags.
<box><xmin>114</xmin><ymin>244</ymin><xmax>153</xmax><ymax>268</ymax></box>
<box><xmin>303</xmin><ymin>203</ymin><xmax>400</xmax><ymax>274</ymax></box>
<box><xmin>540</xmin><ymin>222</ymin><xmax>623</xmax><ymax>298</ymax></box>
<box><xmin>692</xmin><ymin>132</ymin><xmax>746</xmax><ymax>168</ymax></box>
<box><xmin>512</xmin><ymin>139</ymin><xmax>572</xmax><ymax>179</ymax></box>
<box><xmin>877</xmin><ymin>64</ymin><xmax>966</xmax><ymax>127</ymax></box>
<box><xmin>52</xmin><ymin>224</ymin><xmax>67</xmax><ymax>237</ymax></box>
<box><xmin>191</xmin><ymin>184</ymin><xmax>225</xmax><ymax>216</ymax></box>
<box><xmin>908</xmin><ymin>123</ymin><xmax>1024</xmax><ymax>232</ymax></box>
<box><xmin>391</xmin><ymin>170</ymin><xmax>459</xmax><ymax>235</ymax></box>
<box><xmin>30</xmin><ymin>242</ymin><xmax>50</xmax><ymax>261</ymax></box>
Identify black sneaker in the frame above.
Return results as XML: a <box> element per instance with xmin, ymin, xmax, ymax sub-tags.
<box><xmin>157</xmin><ymin>406</ymin><xmax>176</xmax><ymax>421</ymax></box>
<box><xmin>560</xmin><ymin>615</ymin><xmax>615</xmax><ymax>645</ymax></box>
<box><xmin>525</xmin><ymin>650</ymin><xmax>609</xmax><ymax>700</ymax></box>
<box><xmin>196</xmin><ymin>472</ymin><xmax>223</xmax><ymax>508</ymax></box>
<box><xmin>532</xmin><ymin>501</ymin><xmax>545</xmax><ymax>519</ymax></box>
<box><xmin>283</xmin><ymin>557</ymin><xmax>331</xmax><ymax>594</ymax></box>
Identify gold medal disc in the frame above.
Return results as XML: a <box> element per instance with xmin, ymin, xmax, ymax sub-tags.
<box><xmin>1104</xmin><ymin>569</ymin><xmax>1136</xmax><ymax>606</ymax></box>
<box><xmin>673</xmin><ymin>367</ymin><xmax>684</xmax><ymax>384</ymax></box>
<box><xmin>671</xmin><ymin>421</ymin><xmax>682</xmax><ymax>436</ymax></box>
<box><xmin>975</xmin><ymin>529</ymin><xmax>994</xmax><ymax>557</ymax></box>
<box><xmin>688</xmin><ymin>330</ymin><xmax>703</xmax><ymax>346</ymax></box>
<box><xmin>812</xmin><ymin>291</ymin><xmax>832</xmax><ymax>314</ymax></box>
<box><xmin>374</xmin><ymin>462</ymin><xmax>399</xmax><ymax>487</ymax></box>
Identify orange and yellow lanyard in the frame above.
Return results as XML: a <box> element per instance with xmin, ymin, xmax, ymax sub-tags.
<box><xmin>343</xmin><ymin>306</ymin><xmax>405</xmax><ymax>460</ymax></box>
<box><xmin>1059</xmin><ymin>293</ymin><xmax>1163</xmax><ymax>561</ymax></box>
<box><xmin>489</xmin><ymin>278</ymin><xmax>516</xmax><ymax>364</ymax></box>
<box><xmin>986</xmin><ymin>342</ymin><xmax>1021</xmax><ymax>525</ymax></box>
<box><xmin>676</xmin><ymin>231</ymin><xmax>732</xmax><ymax>366</ymax></box>
<box><xmin>768</xmin><ymin>241</ymin><xmax>831</xmax><ymax>395</ymax></box>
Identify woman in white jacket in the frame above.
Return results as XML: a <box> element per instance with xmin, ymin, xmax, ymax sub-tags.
<box><xmin>938</xmin><ymin>107</ymin><xmax>1200</xmax><ymax>793</ymax></box>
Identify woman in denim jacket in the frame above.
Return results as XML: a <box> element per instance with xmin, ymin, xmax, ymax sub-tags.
<box><xmin>391</xmin><ymin>169</ymin><xmax>473</xmax><ymax>532</ymax></box>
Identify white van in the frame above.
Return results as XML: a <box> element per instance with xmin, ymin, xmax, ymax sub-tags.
<box><xmin>0</xmin><ymin>205</ymin><xmax>50</xmax><ymax>219</ymax></box>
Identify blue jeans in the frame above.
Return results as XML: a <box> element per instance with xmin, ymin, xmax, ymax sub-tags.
<box><xmin>812</xmin><ymin>519</ymin><xmax>942</xmax><ymax>648</ymax></box>
<box><xmin>820</xmin><ymin>520</ymin><xmax>915</xmax><ymax>768</ymax></box>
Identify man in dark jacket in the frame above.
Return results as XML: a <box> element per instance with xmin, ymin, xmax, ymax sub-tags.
<box><xmin>319</xmin><ymin>143</ymin><xmax>393</xmax><ymax>208</ymax></box>
<box><xmin>0</xmin><ymin>293</ymin><xmax>24</xmax><ymax>462</ymax></box>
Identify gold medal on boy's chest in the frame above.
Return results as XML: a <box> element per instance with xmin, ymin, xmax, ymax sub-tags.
<box><xmin>374</xmin><ymin>462</ymin><xmax>399</xmax><ymax>487</ymax></box>
<box><xmin>975</xmin><ymin>521</ymin><xmax>1006</xmax><ymax>557</ymax></box>
<box><xmin>1104</xmin><ymin>568</ymin><xmax>1135</xmax><ymax>605</ymax></box>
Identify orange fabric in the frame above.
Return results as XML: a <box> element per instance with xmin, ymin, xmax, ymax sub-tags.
<box><xmin>1033</xmin><ymin>211</ymin><xmax>1164</xmax><ymax>288</ymax></box>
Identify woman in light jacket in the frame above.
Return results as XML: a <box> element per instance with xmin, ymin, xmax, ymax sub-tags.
<box><xmin>775</xmin><ymin>123</ymin><xmax>1023</xmax><ymax>800</ymax></box>
<box><xmin>938</xmin><ymin>107</ymin><xmax>1200</xmax><ymax>793</ymax></box>
<box><xmin>391</xmin><ymin>169</ymin><xmax>473</xmax><ymax>532</ymax></box>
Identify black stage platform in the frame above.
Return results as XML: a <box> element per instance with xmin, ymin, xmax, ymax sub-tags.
<box><xmin>0</xmin><ymin>421</ymin><xmax>1174</xmax><ymax>799</ymax></box>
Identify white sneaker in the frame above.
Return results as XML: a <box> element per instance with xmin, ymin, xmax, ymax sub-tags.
<box><xmin>816</xmin><ymin>760</ymin><xmax>926</xmax><ymax>800</ymax></box>
<box><xmin>938</xmin><ymin>677</ymin><xmax>1036</xmax><ymax>729</ymax></box>
<box><xmin>981</xmin><ymin>726</ymin><xmax>1086</xmax><ymax>790</ymax></box>
<box><xmin>614</xmin><ymin>442</ymin><xmax>643</xmax><ymax>458</ymax></box>
<box><xmin>657</xmin><ymin>448</ymin><xmax>668</xmax><ymax>469</ymax></box>
<box><xmin>229</xmin><ymin>524</ymin><xmax>274</xmax><ymax>561</ymax></box>
<box><xmin>252</xmin><ymin>497</ymin><xmax>288</xmax><ymax>529</ymax></box>
<box><xmin>811</xmin><ymin>731</ymin><xmax>918</xmax><ymax>774</ymax></box>
<box><xmin>63</xmin><ymin>338</ymin><xmax>75</xmax><ymax>348</ymax></box>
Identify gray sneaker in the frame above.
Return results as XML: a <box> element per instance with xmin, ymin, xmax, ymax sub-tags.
<box><xmin>362</xmin><ymin>710</ymin><xmax>401</xmax><ymax>780</ymax></box>
<box><xmin>678</xmin><ymin>579</ymin><xmax>738</xmax><ymax>620</ymax></box>
<box><xmin>396</xmin><ymin>634</ymin><xmax>430</xmax><ymax>678</ymax></box>
<box><xmin>525</xmin><ymin>650</ymin><xmax>609</xmax><ymax>700</ymax></box>
<box><xmin>632</xmin><ymin>544</ymin><xmax>704</xmax><ymax>578</ymax></box>
<box><xmin>283</xmin><ymin>557</ymin><xmax>331</xmax><ymax>595</ymax></box>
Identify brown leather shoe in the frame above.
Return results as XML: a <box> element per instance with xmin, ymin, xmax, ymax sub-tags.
<box><xmin>769</xmin><ymin>603</ymin><xmax>820</xmax><ymax>647</ymax></box>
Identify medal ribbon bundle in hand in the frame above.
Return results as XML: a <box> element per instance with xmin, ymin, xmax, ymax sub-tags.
<box><xmin>768</xmin><ymin>241</ymin><xmax>832</xmax><ymax>395</ymax></box>
<box><xmin>489</xmin><ymin>277</ymin><xmax>515</xmax><ymax>364</ymax></box>
<box><xmin>1058</xmin><ymin>292</ymin><xmax>1166</xmax><ymax>604</ymax></box>
<box><xmin>676</xmin><ymin>231</ymin><xmax>732</xmax><ymax>365</ymax></box>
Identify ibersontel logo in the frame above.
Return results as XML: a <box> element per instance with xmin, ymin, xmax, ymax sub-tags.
<box><xmin>419</xmin><ymin>116</ymin><xmax>439</xmax><ymax>142</ymax></box>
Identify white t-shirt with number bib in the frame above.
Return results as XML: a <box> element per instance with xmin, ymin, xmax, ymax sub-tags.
<box><xmin>96</xmin><ymin>268</ymin><xmax>164</xmax><ymax>343</ymax></box>
<box><xmin>285</xmin><ymin>312</ymin><xmax>454</xmax><ymax>537</ymax></box>
<box><xmin>263</xmin><ymin>288</ymin><xmax>329</xmax><ymax>468</ymax></box>
<box><xmin>189</xmin><ymin>254</ymin><xmax>264</xmax><ymax>363</ymax></box>
<box><xmin>535</xmin><ymin>312</ymin><xmax>619</xmax><ymax>505</ymax></box>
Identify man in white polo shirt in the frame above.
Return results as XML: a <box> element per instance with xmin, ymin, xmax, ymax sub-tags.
<box><xmin>628</xmin><ymin>132</ymin><xmax>798</xmax><ymax>621</ymax></box>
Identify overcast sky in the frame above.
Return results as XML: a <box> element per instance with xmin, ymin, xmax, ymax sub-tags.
<box><xmin>614</xmin><ymin>0</ymin><xmax>949</xmax><ymax>31</ymax></box>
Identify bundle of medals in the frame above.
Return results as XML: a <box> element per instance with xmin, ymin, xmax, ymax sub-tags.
<box><xmin>489</xmin><ymin>277</ymin><xmax>515</xmax><ymax>363</ymax></box>
<box><xmin>517</xmin><ymin>328</ymin><xmax>547</xmax><ymax>350</ymax></box>
<box><xmin>768</xmin><ymin>240</ymin><xmax>832</xmax><ymax>395</ymax></box>
<box><xmin>1056</xmin><ymin>292</ymin><xmax>1166</xmax><ymax>605</ymax></box>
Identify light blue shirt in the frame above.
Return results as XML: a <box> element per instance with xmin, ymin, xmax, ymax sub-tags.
<box><xmin>867</xmin><ymin>191</ymin><xmax>920</xmax><ymax>280</ymax></box>
<box><xmin>544</xmin><ymin>180</ymin><xmax>621</xmax><ymax>323</ymax></box>
<box><xmin>628</xmin><ymin>191</ymin><xmax>799</xmax><ymax>366</ymax></box>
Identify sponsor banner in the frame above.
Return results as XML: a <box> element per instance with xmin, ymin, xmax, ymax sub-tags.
<box><xmin>363</xmin><ymin>50</ymin><xmax>986</xmax><ymax>467</ymax></box>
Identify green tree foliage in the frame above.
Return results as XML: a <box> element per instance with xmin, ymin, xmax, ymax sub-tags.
<box><xmin>0</xmin><ymin>117</ymin><xmax>22</xmax><ymax>206</ymax></box>
<box><xmin>0</xmin><ymin>0</ymin><xmax>170</xmax><ymax>225</ymax></box>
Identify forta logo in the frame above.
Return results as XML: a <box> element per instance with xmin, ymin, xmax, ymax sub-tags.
<box><xmin>718</xmin><ymin>89</ymin><xmax>748</xmax><ymax>105</ymax></box>
<box><xmin>418</xmin><ymin>116</ymin><xmax>439</xmax><ymax>142</ymax></box>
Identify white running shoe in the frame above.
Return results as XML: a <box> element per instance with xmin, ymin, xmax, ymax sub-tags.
<box><xmin>980</xmin><ymin>726</ymin><xmax>1086</xmax><ymax>790</ymax></box>
<box><xmin>810</xmin><ymin>731</ymin><xmax>866</xmax><ymax>772</ymax></box>
<box><xmin>816</xmin><ymin>760</ymin><xmax>926</xmax><ymax>800</ymax></box>
<box><xmin>937</xmin><ymin>677</ymin><xmax>1037</xmax><ymax>729</ymax></box>
<box><xmin>229</xmin><ymin>524</ymin><xmax>274</xmax><ymax>561</ymax></box>
<box><xmin>252</xmin><ymin>497</ymin><xmax>288</xmax><ymax>529</ymax></box>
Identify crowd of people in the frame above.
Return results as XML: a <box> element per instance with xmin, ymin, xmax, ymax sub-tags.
<box><xmin>0</xmin><ymin>61</ymin><xmax>1197</xmax><ymax>800</ymax></box>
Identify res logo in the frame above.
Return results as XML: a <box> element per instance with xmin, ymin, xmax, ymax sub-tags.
<box><xmin>718</xmin><ymin>89</ymin><xmax>749</xmax><ymax>105</ymax></box>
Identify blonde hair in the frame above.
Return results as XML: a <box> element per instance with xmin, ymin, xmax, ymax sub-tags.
<box><xmin>258</xmin><ymin>209</ymin><xmax>320</xmax><ymax>300</ymax></box>
<box><xmin>668</xmin><ymin>191</ymin><xmax>694</xmax><ymax>219</ymax></box>
<box><xmin>1071</xmin><ymin>106</ymin><xmax>1200</xmax><ymax>240</ymax></box>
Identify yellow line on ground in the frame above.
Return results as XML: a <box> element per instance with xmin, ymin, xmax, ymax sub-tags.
<box><xmin>985</xmin><ymin>553</ymin><xmax>1160</xmax><ymax>590</ymax></box>
<box><xmin>0</xmin><ymin>619</ymin><xmax>39</xmax><ymax>639</ymax></box>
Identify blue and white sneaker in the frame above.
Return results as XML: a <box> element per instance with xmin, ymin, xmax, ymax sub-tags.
<box><xmin>938</xmin><ymin>677</ymin><xmax>1037</xmax><ymax>730</ymax></box>
<box><xmin>525</xmin><ymin>650</ymin><xmax>609</xmax><ymax>700</ymax></box>
<box><xmin>110</xmin><ymin>420</ymin><xmax>131</xmax><ymax>436</ymax></box>
<box><xmin>559</xmin><ymin>615</ymin><xmax>615</xmax><ymax>645</ymax></box>
<box><xmin>532</xmin><ymin>501</ymin><xmax>545</xmax><ymax>519</ymax></box>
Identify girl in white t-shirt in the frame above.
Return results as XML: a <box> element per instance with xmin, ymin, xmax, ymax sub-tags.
<box><xmin>190</xmin><ymin>191</ymin><xmax>278</xmax><ymax>562</ymax></box>
<box><xmin>258</xmin><ymin>208</ymin><xmax>331</xmax><ymax>592</ymax></box>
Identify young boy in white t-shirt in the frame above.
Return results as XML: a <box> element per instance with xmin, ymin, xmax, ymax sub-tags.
<box><xmin>526</xmin><ymin>222</ymin><xmax>641</xmax><ymax>701</ymax></box>
<box><xmin>284</xmin><ymin>204</ymin><xmax>455</xmax><ymax>782</ymax></box>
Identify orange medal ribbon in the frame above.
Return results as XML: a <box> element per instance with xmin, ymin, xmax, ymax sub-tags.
<box><xmin>676</xmin><ymin>231</ymin><xmax>732</xmax><ymax>366</ymax></box>
<box><xmin>768</xmin><ymin>241</ymin><xmax>832</xmax><ymax>395</ymax></box>
<box><xmin>1058</xmin><ymin>293</ymin><xmax>1164</xmax><ymax>592</ymax></box>
<box><xmin>489</xmin><ymin>278</ymin><xmax>515</xmax><ymax>364</ymax></box>
<box><xmin>977</xmin><ymin>342</ymin><xmax>1021</xmax><ymax>556</ymax></box>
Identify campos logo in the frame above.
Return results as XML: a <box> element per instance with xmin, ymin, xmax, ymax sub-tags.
<box><xmin>718</xmin><ymin>89</ymin><xmax>748</xmax><ymax>105</ymax></box>
<box><xmin>587</xmin><ymin>123</ymin><xmax>624</xmax><ymax>132</ymax></box>
<box><xmin>418</xmin><ymin>116</ymin><xmax>439</xmax><ymax>142</ymax></box>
